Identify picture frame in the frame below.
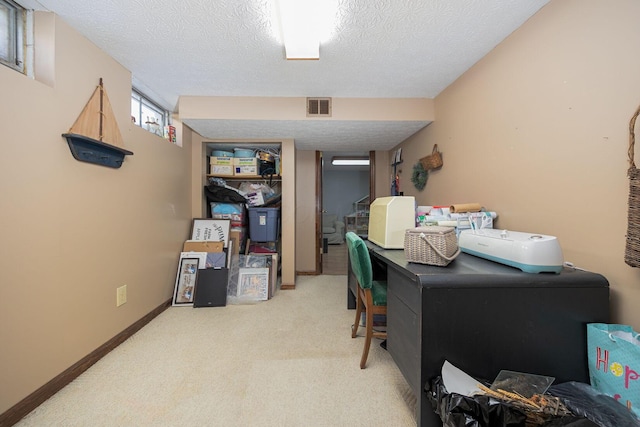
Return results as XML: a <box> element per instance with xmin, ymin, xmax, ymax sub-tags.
<box><xmin>242</xmin><ymin>253</ymin><xmax>278</xmax><ymax>299</ymax></box>
<box><xmin>180</xmin><ymin>251</ymin><xmax>207</xmax><ymax>269</ymax></box>
<box><xmin>237</xmin><ymin>267</ymin><xmax>270</xmax><ymax>301</ymax></box>
<box><xmin>268</xmin><ymin>254</ymin><xmax>278</xmax><ymax>299</ymax></box>
<box><xmin>172</xmin><ymin>257</ymin><xmax>200</xmax><ymax>306</ymax></box>
<box><xmin>394</xmin><ymin>148</ymin><xmax>403</xmax><ymax>165</ymax></box>
<box><xmin>190</xmin><ymin>218</ymin><xmax>231</xmax><ymax>247</ymax></box>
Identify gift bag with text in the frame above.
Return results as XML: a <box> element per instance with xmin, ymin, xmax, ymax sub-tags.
<box><xmin>587</xmin><ymin>323</ymin><xmax>640</xmax><ymax>417</ymax></box>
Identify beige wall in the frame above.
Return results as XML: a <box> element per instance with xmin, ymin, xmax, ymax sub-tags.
<box><xmin>374</xmin><ymin>150</ymin><xmax>391</xmax><ymax>200</ymax></box>
<box><xmin>295</xmin><ymin>151</ymin><xmax>319</xmax><ymax>272</ymax></box>
<box><xmin>0</xmin><ymin>14</ymin><xmax>192</xmax><ymax>413</ymax></box>
<box><xmin>279</xmin><ymin>139</ymin><xmax>297</xmax><ymax>287</ymax></box>
<box><xmin>393</xmin><ymin>0</ymin><xmax>640</xmax><ymax>329</ymax></box>
<box><xmin>178</xmin><ymin>96</ymin><xmax>433</xmax><ymax>121</ymax></box>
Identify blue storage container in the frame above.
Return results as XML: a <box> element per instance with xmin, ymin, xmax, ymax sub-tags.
<box><xmin>234</xmin><ymin>148</ymin><xmax>255</xmax><ymax>158</ymax></box>
<box><xmin>211</xmin><ymin>150</ymin><xmax>233</xmax><ymax>157</ymax></box>
<box><xmin>248</xmin><ymin>207</ymin><xmax>280</xmax><ymax>242</ymax></box>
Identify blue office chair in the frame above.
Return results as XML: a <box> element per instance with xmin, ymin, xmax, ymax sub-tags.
<box><xmin>345</xmin><ymin>232</ymin><xmax>388</xmax><ymax>369</ymax></box>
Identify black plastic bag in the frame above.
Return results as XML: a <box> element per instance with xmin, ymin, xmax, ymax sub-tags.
<box><xmin>541</xmin><ymin>417</ymin><xmax>598</xmax><ymax>427</ymax></box>
<box><xmin>548</xmin><ymin>382</ymin><xmax>640</xmax><ymax>427</ymax></box>
<box><xmin>204</xmin><ymin>184</ymin><xmax>247</xmax><ymax>204</ymax></box>
<box><xmin>425</xmin><ymin>376</ymin><xmax>527</xmax><ymax>427</ymax></box>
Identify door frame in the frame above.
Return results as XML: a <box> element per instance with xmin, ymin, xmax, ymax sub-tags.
<box><xmin>315</xmin><ymin>151</ymin><xmax>323</xmax><ymax>274</ymax></box>
<box><xmin>316</xmin><ymin>150</ymin><xmax>376</xmax><ymax>274</ymax></box>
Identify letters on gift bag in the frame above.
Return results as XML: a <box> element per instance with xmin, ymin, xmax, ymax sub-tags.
<box><xmin>588</xmin><ymin>323</ymin><xmax>640</xmax><ymax>416</ymax></box>
<box><xmin>592</xmin><ymin>345</ymin><xmax>639</xmax><ymax>410</ymax></box>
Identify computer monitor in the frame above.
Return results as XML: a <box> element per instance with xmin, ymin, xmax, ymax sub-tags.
<box><xmin>367</xmin><ymin>196</ymin><xmax>416</xmax><ymax>248</ymax></box>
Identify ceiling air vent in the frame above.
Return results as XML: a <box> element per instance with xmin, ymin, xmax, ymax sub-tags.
<box><xmin>307</xmin><ymin>97</ymin><xmax>332</xmax><ymax>117</ymax></box>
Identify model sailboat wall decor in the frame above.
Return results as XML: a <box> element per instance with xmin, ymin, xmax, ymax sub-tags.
<box><xmin>62</xmin><ymin>78</ymin><xmax>133</xmax><ymax>168</ymax></box>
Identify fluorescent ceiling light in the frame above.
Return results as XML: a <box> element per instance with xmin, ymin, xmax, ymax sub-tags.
<box><xmin>331</xmin><ymin>157</ymin><xmax>370</xmax><ymax>166</ymax></box>
<box><xmin>273</xmin><ymin>0</ymin><xmax>338</xmax><ymax>60</ymax></box>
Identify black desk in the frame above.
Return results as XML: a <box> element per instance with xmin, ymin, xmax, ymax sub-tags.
<box><xmin>347</xmin><ymin>242</ymin><xmax>610</xmax><ymax>427</ymax></box>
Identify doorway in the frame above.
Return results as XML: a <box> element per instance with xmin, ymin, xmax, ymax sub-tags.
<box><xmin>319</xmin><ymin>151</ymin><xmax>375</xmax><ymax>275</ymax></box>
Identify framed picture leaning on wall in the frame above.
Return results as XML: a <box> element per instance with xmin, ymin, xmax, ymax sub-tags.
<box><xmin>172</xmin><ymin>257</ymin><xmax>200</xmax><ymax>306</ymax></box>
<box><xmin>237</xmin><ymin>267</ymin><xmax>269</xmax><ymax>301</ymax></box>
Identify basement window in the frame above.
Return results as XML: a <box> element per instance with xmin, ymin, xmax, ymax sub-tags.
<box><xmin>131</xmin><ymin>89</ymin><xmax>170</xmax><ymax>138</ymax></box>
<box><xmin>0</xmin><ymin>0</ymin><xmax>26</xmax><ymax>73</ymax></box>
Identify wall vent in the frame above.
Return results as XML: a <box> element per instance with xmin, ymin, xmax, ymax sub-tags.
<box><xmin>307</xmin><ymin>97</ymin><xmax>332</xmax><ymax>117</ymax></box>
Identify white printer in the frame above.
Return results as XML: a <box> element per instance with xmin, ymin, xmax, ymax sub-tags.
<box><xmin>458</xmin><ymin>228</ymin><xmax>564</xmax><ymax>273</ymax></box>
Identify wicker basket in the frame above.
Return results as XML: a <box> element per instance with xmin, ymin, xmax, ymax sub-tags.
<box><xmin>404</xmin><ymin>226</ymin><xmax>460</xmax><ymax>266</ymax></box>
<box><xmin>420</xmin><ymin>144</ymin><xmax>443</xmax><ymax>170</ymax></box>
<box><xmin>625</xmin><ymin>103</ymin><xmax>640</xmax><ymax>267</ymax></box>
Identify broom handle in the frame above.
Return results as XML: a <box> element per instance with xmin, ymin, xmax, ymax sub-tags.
<box><xmin>629</xmin><ymin>104</ymin><xmax>640</xmax><ymax>172</ymax></box>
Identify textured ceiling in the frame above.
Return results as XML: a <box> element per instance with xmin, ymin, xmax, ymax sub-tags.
<box><xmin>186</xmin><ymin>119</ymin><xmax>429</xmax><ymax>149</ymax></box>
<box><xmin>34</xmin><ymin>0</ymin><xmax>549</xmax><ymax>151</ymax></box>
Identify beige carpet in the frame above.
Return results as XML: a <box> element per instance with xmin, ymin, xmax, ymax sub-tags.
<box><xmin>16</xmin><ymin>275</ymin><xmax>416</xmax><ymax>427</ymax></box>
<box><xmin>323</xmin><ymin>243</ymin><xmax>348</xmax><ymax>275</ymax></box>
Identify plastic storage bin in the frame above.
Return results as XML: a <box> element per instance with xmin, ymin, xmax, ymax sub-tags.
<box><xmin>249</xmin><ymin>207</ymin><xmax>280</xmax><ymax>242</ymax></box>
<box><xmin>210</xmin><ymin>202</ymin><xmax>246</xmax><ymax>227</ymax></box>
<box><xmin>234</xmin><ymin>148</ymin><xmax>255</xmax><ymax>158</ymax></box>
<box><xmin>211</xmin><ymin>150</ymin><xmax>233</xmax><ymax>157</ymax></box>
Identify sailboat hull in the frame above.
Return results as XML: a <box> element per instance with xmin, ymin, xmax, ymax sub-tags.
<box><xmin>62</xmin><ymin>133</ymin><xmax>133</xmax><ymax>169</ymax></box>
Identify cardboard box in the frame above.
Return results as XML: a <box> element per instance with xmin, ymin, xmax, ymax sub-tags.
<box><xmin>229</xmin><ymin>228</ymin><xmax>243</xmax><ymax>255</ymax></box>
<box><xmin>210</xmin><ymin>164</ymin><xmax>234</xmax><ymax>176</ymax></box>
<box><xmin>234</xmin><ymin>166</ymin><xmax>258</xmax><ymax>175</ymax></box>
<box><xmin>234</xmin><ymin>157</ymin><xmax>258</xmax><ymax>176</ymax></box>
<box><xmin>183</xmin><ymin>240</ymin><xmax>224</xmax><ymax>252</ymax></box>
<box><xmin>210</xmin><ymin>156</ymin><xmax>233</xmax><ymax>165</ymax></box>
<box><xmin>234</xmin><ymin>157</ymin><xmax>257</xmax><ymax>166</ymax></box>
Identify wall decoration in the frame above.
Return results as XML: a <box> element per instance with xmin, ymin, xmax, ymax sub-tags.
<box><xmin>62</xmin><ymin>78</ymin><xmax>133</xmax><ymax>168</ymax></box>
<box><xmin>625</xmin><ymin>102</ymin><xmax>640</xmax><ymax>267</ymax></box>
<box><xmin>420</xmin><ymin>144</ymin><xmax>443</xmax><ymax>170</ymax></box>
<box><xmin>411</xmin><ymin>161</ymin><xmax>429</xmax><ymax>191</ymax></box>
<box><xmin>391</xmin><ymin>148</ymin><xmax>403</xmax><ymax>196</ymax></box>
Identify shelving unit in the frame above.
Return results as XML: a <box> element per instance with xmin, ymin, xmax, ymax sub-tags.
<box><xmin>206</xmin><ymin>143</ymin><xmax>283</xmax><ymax>197</ymax></box>
<box><xmin>206</xmin><ymin>175</ymin><xmax>281</xmax><ymax>181</ymax></box>
<box><xmin>354</xmin><ymin>195</ymin><xmax>370</xmax><ymax>213</ymax></box>
<box><xmin>345</xmin><ymin>195</ymin><xmax>370</xmax><ymax>237</ymax></box>
<box><xmin>205</xmin><ymin>142</ymin><xmax>283</xmax><ymax>259</ymax></box>
<box><xmin>195</xmin><ymin>140</ymin><xmax>295</xmax><ymax>290</ymax></box>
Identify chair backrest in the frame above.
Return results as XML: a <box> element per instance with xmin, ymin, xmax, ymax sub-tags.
<box><xmin>346</xmin><ymin>232</ymin><xmax>373</xmax><ymax>289</ymax></box>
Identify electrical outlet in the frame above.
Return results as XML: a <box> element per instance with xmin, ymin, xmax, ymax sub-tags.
<box><xmin>116</xmin><ymin>285</ymin><xmax>127</xmax><ymax>307</ymax></box>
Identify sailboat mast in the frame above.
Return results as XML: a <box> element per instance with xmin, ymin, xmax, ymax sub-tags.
<box><xmin>98</xmin><ymin>77</ymin><xmax>104</xmax><ymax>142</ymax></box>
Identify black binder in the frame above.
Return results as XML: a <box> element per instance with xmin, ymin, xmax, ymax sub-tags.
<box><xmin>193</xmin><ymin>268</ymin><xmax>228</xmax><ymax>307</ymax></box>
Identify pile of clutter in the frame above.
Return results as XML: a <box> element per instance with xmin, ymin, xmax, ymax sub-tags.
<box><xmin>417</xmin><ymin>202</ymin><xmax>498</xmax><ymax>237</ymax></box>
<box><xmin>428</xmin><ymin>361</ymin><xmax>640</xmax><ymax>427</ymax></box>
<box><xmin>207</xmin><ymin>177</ymin><xmax>280</xmax><ymax>207</ymax></box>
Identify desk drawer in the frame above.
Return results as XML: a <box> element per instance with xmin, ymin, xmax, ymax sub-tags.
<box><xmin>388</xmin><ymin>291</ymin><xmax>420</xmax><ymax>393</ymax></box>
<box><xmin>388</xmin><ymin>268</ymin><xmax>420</xmax><ymax>313</ymax></box>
